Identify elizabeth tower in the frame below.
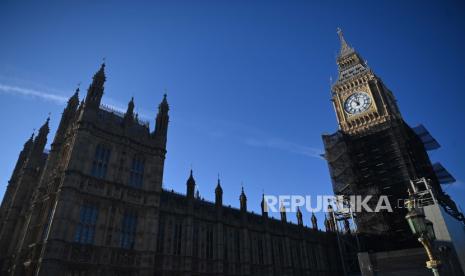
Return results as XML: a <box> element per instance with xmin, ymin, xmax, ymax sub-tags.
<box><xmin>322</xmin><ymin>29</ymin><xmax>458</xmax><ymax>246</ymax></box>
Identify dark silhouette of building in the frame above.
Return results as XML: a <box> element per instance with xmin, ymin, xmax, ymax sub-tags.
<box><xmin>0</xmin><ymin>63</ymin><xmax>342</xmax><ymax>276</ymax></box>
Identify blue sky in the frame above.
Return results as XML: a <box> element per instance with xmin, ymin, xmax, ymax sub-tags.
<box><xmin>1</xmin><ymin>0</ymin><xmax>464</xmax><ymax>226</ymax></box>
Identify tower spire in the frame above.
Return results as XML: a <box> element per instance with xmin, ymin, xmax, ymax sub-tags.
<box><xmin>296</xmin><ymin>207</ymin><xmax>303</xmax><ymax>226</ymax></box>
<box><xmin>261</xmin><ymin>192</ymin><xmax>268</xmax><ymax>217</ymax></box>
<box><xmin>215</xmin><ymin>175</ymin><xmax>223</xmax><ymax>206</ymax></box>
<box><xmin>53</xmin><ymin>87</ymin><xmax>79</xmax><ymax>146</ymax></box>
<box><xmin>123</xmin><ymin>97</ymin><xmax>135</xmax><ymax>125</ymax></box>
<box><xmin>31</xmin><ymin>117</ymin><xmax>50</xmax><ymax>159</ymax></box>
<box><xmin>154</xmin><ymin>93</ymin><xmax>169</xmax><ymax>140</ymax></box>
<box><xmin>239</xmin><ymin>185</ymin><xmax>247</xmax><ymax>212</ymax></box>
<box><xmin>334</xmin><ymin>28</ymin><xmax>368</xmax><ymax>84</ymax></box>
<box><xmin>311</xmin><ymin>212</ymin><xmax>318</xmax><ymax>230</ymax></box>
<box><xmin>280</xmin><ymin>202</ymin><xmax>287</xmax><ymax>223</ymax></box>
<box><xmin>69</xmin><ymin>87</ymin><xmax>80</xmax><ymax>107</ymax></box>
<box><xmin>186</xmin><ymin>169</ymin><xmax>196</xmax><ymax>198</ymax></box>
<box><xmin>84</xmin><ymin>62</ymin><xmax>106</xmax><ymax>109</ymax></box>
<box><xmin>336</xmin><ymin>27</ymin><xmax>354</xmax><ymax>57</ymax></box>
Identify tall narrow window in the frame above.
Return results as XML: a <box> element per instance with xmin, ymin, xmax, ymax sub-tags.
<box><xmin>206</xmin><ymin>224</ymin><xmax>214</xmax><ymax>259</ymax></box>
<box><xmin>307</xmin><ymin>242</ymin><xmax>316</xmax><ymax>269</ymax></box>
<box><xmin>74</xmin><ymin>204</ymin><xmax>98</xmax><ymax>244</ymax></box>
<box><xmin>172</xmin><ymin>222</ymin><xmax>182</xmax><ymax>255</ymax></box>
<box><xmin>235</xmin><ymin>230</ymin><xmax>241</xmax><ymax>262</ymax></box>
<box><xmin>192</xmin><ymin>223</ymin><xmax>199</xmax><ymax>257</ymax></box>
<box><xmin>91</xmin><ymin>144</ymin><xmax>111</xmax><ymax>178</ymax></box>
<box><xmin>129</xmin><ymin>156</ymin><xmax>144</xmax><ymax>188</ymax></box>
<box><xmin>157</xmin><ymin>216</ymin><xmax>165</xmax><ymax>253</ymax></box>
<box><xmin>257</xmin><ymin>239</ymin><xmax>264</xmax><ymax>265</ymax></box>
<box><xmin>278</xmin><ymin>239</ymin><xmax>284</xmax><ymax>266</ymax></box>
<box><xmin>223</xmin><ymin>228</ymin><xmax>228</xmax><ymax>260</ymax></box>
<box><xmin>121</xmin><ymin>211</ymin><xmax>137</xmax><ymax>249</ymax></box>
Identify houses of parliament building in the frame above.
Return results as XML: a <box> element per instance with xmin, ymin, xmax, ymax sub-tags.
<box><xmin>0</xmin><ymin>30</ymin><xmax>463</xmax><ymax>276</ymax></box>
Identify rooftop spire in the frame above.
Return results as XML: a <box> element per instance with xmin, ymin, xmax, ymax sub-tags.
<box><xmin>38</xmin><ymin>116</ymin><xmax>50</xmax><ymax>135</ymax></box>
<box><xmin>20</xmin><ymin>132</ymin><xmax>35</xmax><ymax>160</ymax></box>
<box><xmin>186</xmin><ymin>169</ymin><xmax>196</xmax><ymax>198</ymax></box>
<box><xmin>297</xmin><ymin>207</ymin><xmax>303</xmax><ymax>226</ymax></box>
<box><xmin>188</xmin><ymin>169</ymin><xmax>195</xmax><ymax>183</ymax></box>
<box><xmin>32</xmin><ymin>116</ymin><xmax>50</xmax><ymax>156</ymax></box>
<box><xmin>124</xmin><ymin>97</ymin><xmax>135</xmax><ymax>124</ymax></box>
<box><xmin>261</xmin><ymin>193</ymin><xmax>268</xmax><ymax>217</ymax></box>
<box><xmin>93</xmin><ymin>62</ymin><xmax>106</xmax><ymax>86</ymax></box>
<box><xmin>159</xmin><ymin>93</ymin><xmax>169</xmax><ymax>113</ymax></box>
<box><xmin>311</xmin><ymin>212</ymin><xmax>318</xmax><ymax>230</ymax></box>
<box><xmin>128</xmin><ymin>97</ymin><xmax>134</xmax><ymax>111</ymax></box>
<box><xmin>240</xmin><ymin>185</ymin><xmax>247</xmax><ymax>211</ymax></box>
<box><xmin>336</xmin><ymin>27</ymin><xmax>354</xmax><ymax>57</ymax></box>
<box><xmin>85</xmin><ymin>62</ymin><xmax>106</xmax><ymax>108</ymax></box>
<box><xmin>215</xmin><ymin>174</ymin><xmax>223</xmax><ymax>206</ymax></box>
<box><xmin>216</xmin><ymin>174</ymin><xmax>222</xmax><ymax>190</ymax></box>
<box><xmin>68</xmin><ymin>87</ymin><xmax>80</xmax><ymax>107</ymax></box>
<box><xmin>26</xmin><ymin>132</ymin><xmax>34</xmax><ymax>145</ymax></box>
<box><xmin>324</xmin><ymin>216</ymin><xmax>330</xmax><ymax>232</ymax></box>
<box><xmin>280</xmin><ymin>202</ymin><xmax>287</xmax><ymax>222</ymax></box>
<box><xmin>154</xmin><ymin>93</ymin><xmax>169</xmax><ymax>139</ymax></box>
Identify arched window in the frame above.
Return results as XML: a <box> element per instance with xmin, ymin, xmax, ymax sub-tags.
<box><xmin>74</xmin><ymin>204</ymin><xmax>99</xmax><ymax>244</ymax></box>
<box><xmin>121</xmin><ymin>210</ymin><xmax>137</xmax><ymax>249</ymax></box>
<box><xmin>173</xmin><ymin>221</ymin><xmax>182</xmax><ymax>255</ymax></box>
<box><xmin>129</xmin><ymin>156</ymin><xmax>145</xmax><ymax>188</ymax></box>
<box><xmin>91</xmin><ymin>144</ymin><xmax>111</xmax><ymax>178</ymax></box>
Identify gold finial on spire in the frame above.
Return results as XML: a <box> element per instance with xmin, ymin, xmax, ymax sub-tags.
<box><xmin>336</xmin><ymin>27</ymin><xmax>353</xmax><ymax>56</ymax></box>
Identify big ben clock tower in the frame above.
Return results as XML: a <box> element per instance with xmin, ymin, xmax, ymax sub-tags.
<box><xmin>323</xmin><ymin>29</ymin><xmax>462</xmax><ymax>247</ymax></box>
<box><xmin>331</xmin><ymin>28</ymin><xmax>401</xmax><ymax>135</ymax></box>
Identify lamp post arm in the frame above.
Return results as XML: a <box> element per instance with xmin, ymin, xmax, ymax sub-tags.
<box><xmin>418</xmin><ymin>236</ymin><xmax>441</xmax><ymax>276</ymax></box>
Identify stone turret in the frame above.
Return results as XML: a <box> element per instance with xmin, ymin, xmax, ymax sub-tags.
<box><xmin>123</xmin><ymin>97</ymin><xmax>135</xmax><ymax>125</ymax></box>
<box><xmin>261</xmin><ymin>193</ymin><xmax>268</xmax><ymax>218</ymax></box>
<box><xmin>29</xmin><ymin>117</ymin><xmax>50</xmax><ymax>167</ymax></box>
<box><xmin>154</xmin><ymin>94</ymin><xmax>169</xmax><ymax>141</ymax></box>
<box><xmin>84</xmin><ymin>63</ymin><xmax>106</xmax><ymax>109</ymax></box>
<box><xmin>297</xmin><ymin>207</ymin><xmax>303</xmax><ymax>226</ymax></box>
<box><xmin>311</xmin><ymin>212</ymin><xmax>318</xmax><ymax>230</ymax></box>
<box><xmin>53</xmin><ymin>88</ymin><xmax>79</xmax><ymax>146</ymax></box>
<box><xmin>186</xmin><ymin>170</ymin><xmax>195</xmax><ymax>199</ymax></box>
<box><xmin>280</xmin><ymin>202</ymin><xmax>287</xmax><ymax>223</ymax></box>
<box><xmin>239</xmin><ymin>186</ymin><xmax>247</xmax><ymax>212</ymax></box>
<box><xmin>215</xmin><ymin>176</ymin><xmax>223</xmax><ymax>207</ymax></box>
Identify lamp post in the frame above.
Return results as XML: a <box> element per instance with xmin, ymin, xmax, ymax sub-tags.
<box><xmin>405</xmin><ymin>192</ymin><xmax>441</xmax><ymax>276</ymax></box>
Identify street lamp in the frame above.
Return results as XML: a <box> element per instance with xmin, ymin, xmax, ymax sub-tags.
<box><xmin>405</xmin><ymin>193</ymin><xmax>441</xmax><ymax>276</ymax></box>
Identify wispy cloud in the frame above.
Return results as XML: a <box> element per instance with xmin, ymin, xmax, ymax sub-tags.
<box><xmin>0</xmin><ymin>82</ymin><xmax>154</xmax><ymax>121</ymax></box>
<box><xmin>1</xmin><ymin>81</ymin><xmax>322</xmax><ymax>158</ymax></box>
<box><xmin>0</xmin><ymin>83</ymin><xmax>68</xmax><ymax>104</ymax></box>
<box><xmin>182</xmin><ymin>117</ymin><xmax>324</xmax><ymax>160</ymax></box>
<box><xmin>244</xmin><ymin>137</ymin><xmax>324</xmax><ymax>159</ymax></box>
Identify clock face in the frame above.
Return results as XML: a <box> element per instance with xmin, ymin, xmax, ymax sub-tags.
<box><xmin>344</xmin><ymin>92</ymin><xmax>372</xmax><ymax>115</ymax></box>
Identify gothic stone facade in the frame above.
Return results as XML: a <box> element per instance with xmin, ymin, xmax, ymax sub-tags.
<box><xmin>0</xmin><ymin>64</ymin><xmax>342</xmax><ymax>276</ymax></box>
